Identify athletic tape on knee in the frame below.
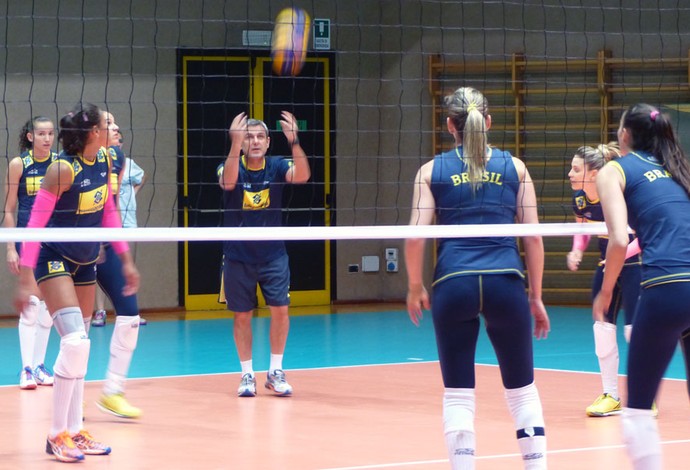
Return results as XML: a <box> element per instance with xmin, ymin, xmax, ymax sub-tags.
<box><xmin>112</xmin><ymin>315</ymin><xmax>140</xmax><ymax>352</ymax></box>
<box><xmin>53</xmin><ymin>331</ymin><xmax>90</xmax><ymax>379</ymax></box>
<box><xmin>443</xmin><ymin>388</ymin><xmax>475</xmax><ymax>434</ymax></box>
<box><xmin>52</xmin><ymin>307</ymin><xmax>86</xmax><ymax>337</ymax></box>
<box><xmin>19</xmin><ymin>295</ymin><xmax>40</xmax><ymax>326</ymax></box>
<box><xmin>624</xmin><ymin>324</ymin><xmax>632</xmax><ymax>343</ymax></box>
<box><xmin>622</xmin><ymin>407</ymin><xmax>661</xmax><ymax>462</ymax></box>
<box><xmin>37</xmin><ymin>301</ymin><xmax>53</xmax><ymax>329</ymax></box>
<box><xmin>593</xmin><ymin>321</ymin><xmax>618</xmax><ymax>358</ymax></box>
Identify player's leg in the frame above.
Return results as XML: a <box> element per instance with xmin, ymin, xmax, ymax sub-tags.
<box><xmin>587</xmin><ymin>265</ymin><xmax>622</xmax><ymax>416</ymax></box>
<box><xmin>482</xmin><ymin>274</ymin><xmax>546</xmax><ymax>470</ymax></box>
<box><xmin>32</xmin><ymin>300</ymin><xmax>54</xmax><ymax>385</ymax></box>
<box><xmin>431</xmin><ymin>276</ymin><xmax>481</xmax><ymax>470</ymax></box>
<box><xmin>92</xmin><ymin>286</ymin><xmax>107</xmax><ymax>327</ymax></box>
<box><xmin>94</xmin><ymin>244</ymin><xmax>142</xmax><ymax>418</ymax></box>
<box><xmin>37</xmin><ymin>269</ymin><xmax>89</xmax><ymax>463</ymax></box>
<box><xmin>623</xmin><ymin>284</ymin><xmax>688</xmax><ymax>470</ymax></box>
<box><xmin>224</xmin><ymin>258</ymin><xmax>258</xmax><ymax>397</ymax></box>
<box><xmin>681</xmin><ymin>328</ymin><xmax>690</xmax><ymax>399</ymax></box>
<box><xmin>259</xmin><ymin>254</ymin><xmax>292</xmax><ymax>396</ymax></box>
<box><xmin>18</xmin><ymin>294</ymin><xmax>40</xmax><ymax>389</ymax></box>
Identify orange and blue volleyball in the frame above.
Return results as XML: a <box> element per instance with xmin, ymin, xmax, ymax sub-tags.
<box><xmin>271</xmin><ymin>8</ymin><xmax>311</xmax><ymax>76</ymax></box>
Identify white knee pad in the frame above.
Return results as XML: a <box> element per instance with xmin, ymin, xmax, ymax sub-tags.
<box><xmin>624</xmin><ymin>324</ymin><xmax>632</xmax><ymax>343</ymax></box>
<box><xmin>53</xmin><ymin>331</ymin><xmax>90</xmax><ymax>379</ymax></box>
<box><xmin>443</xmin><ymin>388</ymin><xmax>475</xmax><ymax>434</ymax></box>
<box><xmin>19</xmin><ymin>295</ymin><xmax>40</xmax><ymax>326</ymax></box>
<box><xmin>505</xmin><ymin>382</ymin><xmax>545</xmax><ymax>429</ymax></box>
<box><xmin>622</xmin><ymin>407</ymin><xmax>661</xmax><ymax>464</ymax></box>
<box><xmin>594</xmin><ymin>321</ymin><xmax>618</xmax><ymax>358</ymax></box>
<box><xmin>112</xmin><ymin>315</ymin><xmax>140</xmax><ymax>352</ymax></box>
<box><xmin>37</xmin><ymin>301</ymin><xmax>53</xmax><ymax>329</ymax></box>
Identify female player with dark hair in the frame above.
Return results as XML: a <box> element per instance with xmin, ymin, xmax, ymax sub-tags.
<box><xmin>405</xmin><ymin>87</ymin><xmax>550</xmax><ymax>469</ymax></box>
<box><xmin>594</xmin><ymin>103</ymin><xmax>690</xmax><ymax>469</ymax></box>
<box><xmin>566</xmin><ymin>143</ymin><xmax>642</xmax><ymax>417</ymax></box>
<box><xmin>14</xmin><ymin>103</ymin><xmax>139</xmax><ymax>463</ymax></box>
<box><xmin>4</xmin><ymin>116</ymin><xmax>57</xmax><ymax>389</ymax></box>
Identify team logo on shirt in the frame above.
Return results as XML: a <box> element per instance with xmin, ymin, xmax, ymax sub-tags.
<box><xmin>575</xmin><ymin>195</ymin><xmax>587</xmax><ymax>210</ymax></box>
<box><xmin>77</xmin><ymin>184</ymin><xmax>107</xmax><ymax>214</ymax></box>
<box><xmin>242</xmin><ymin>188</ymin><xmax>270</xmax><ymax>210</ymax></box>
<box><xmin>47</xmin><ymin>261</ymin><xmax>65</xmax><ymax>274</ymax></box>
<box><xmin>25</xmin><ymin>176</ymin><xmax>44</xmax><ymax>196</ymax></box>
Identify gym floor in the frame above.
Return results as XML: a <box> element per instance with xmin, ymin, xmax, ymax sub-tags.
<box><xmin>0</xmin><ymin>305</ymin><xmax>688</xmax><ymax>469</ymax></box>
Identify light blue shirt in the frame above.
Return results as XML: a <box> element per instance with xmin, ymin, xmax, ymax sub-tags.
<box><xmin>119</xmin><ymin>158</ymin><xmax>144</xmax><ymax>228</ymax></box>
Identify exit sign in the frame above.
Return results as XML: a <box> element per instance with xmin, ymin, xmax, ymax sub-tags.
<box><xmin>313</xmin><ymin>18</ymin><xmax>330</xmax><ymax>50</ymax></box>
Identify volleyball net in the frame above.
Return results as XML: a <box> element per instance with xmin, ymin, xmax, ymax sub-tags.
<box><xmin>1</xmin><ymin>1</ymin><xmax>690</xmax><ymax>309</ymax></box>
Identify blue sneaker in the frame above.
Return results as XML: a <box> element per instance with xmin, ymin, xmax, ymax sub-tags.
<box><xmin>265</xmin><ymin>369</ymin><xmax>293</xmax><ymax>396</ymax></box>
<box><xmin>91</xmin><ymin>309</ymin><xmax>106</xmax><ymax>327</ymax></box>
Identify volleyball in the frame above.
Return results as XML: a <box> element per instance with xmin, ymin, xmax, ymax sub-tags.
<box><xmin>271</xmin><ymin>7</ymin><xmax>311</xmax><ymax>76</ymax></box>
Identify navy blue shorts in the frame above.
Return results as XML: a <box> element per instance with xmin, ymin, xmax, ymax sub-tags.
<box><xmin>626</xmin><ymin>282</ymin><xmax>690</xmax><ymax>409</ymax></box>
<box><xmin>223</xmin><ymin>253</ymin><xmax>290</xmax><ymax>312</ymax></box>
<box><xmin>432</xmin><ymin>274</ymin><xmax>534</xmax><ymax>389</ymax></box>
<box><xmin>591</xmin><ymin>262</ymin><xmax>641</xmax><ymax>325</ymax></box>
<box><xmin>34</xmin><ymin>244</ymin><xmax>97</xmax><ymax>286</ymax></box>
<box><xmin>96</xmin><ymin>243</ymin><xmax>139</xmax><ymax>316</ymax></box>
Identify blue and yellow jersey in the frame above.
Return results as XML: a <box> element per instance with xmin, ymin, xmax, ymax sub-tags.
<box><xmin>44</xmin><ymin>151</ymin><xmax>112</xmax><ymax>264</ymax></box>
<box><xmin>610</xmin><ymin>151</ymin><xmax>690</xmax><ymax>287</ymax></box>
<box><xmin>99</xmin><ymin>145</ymin><xmax>124</xmax><ymax>202</ymax></box>
<box><xmin>571</xmin><ymin>189</ymin><xmax>609</xmax><ymax>259</ymax></box>
<box><xmin>429</xmin><ymin>146</ymin><xmax>524</xmax><ymax>286</ymax></box>
<box><xmin>217</xmin><ymin>155</ymin><xmax>292</xmax><ymax>263</ymax></box>
<box><xmin>16</xmin><ymin>150</ymin><xmax>58</xmax><ymax>228</ymax></box>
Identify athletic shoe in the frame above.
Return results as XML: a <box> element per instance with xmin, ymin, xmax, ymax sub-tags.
<box><xmin>586</xmin><ymin>393</ymin><xmax>621</xmax><ymax>417</ymax></box>
<box><xmin>71</xmin><ymin>429</ymin><xmax>111</xmax><ymax>455</ymax></box>
<box><xmin>238</xmin><ymin>373</ymin><xmax>257</xmax><ymax>397</ymax></box>
<box><xmin>91</xmin><ymin>309</ymin><xmax>107</xmax><ymax>327</ymax></box>
<box><xmin>265</xmin><ymin>369</ymin><xmax>293</xmax><ymax>396</ymax></box>
<box><xmin>46</xmin><ymin>431</ymin><xmax>85</xmax><ymax>462</ymax></box>
<box><xmin>96</xmin><ymin>393</ymin><xmax>142</xmax><ymax>419</ymax></box>
<box><xmin>19</xmin><ymin>366</ymin><xmax>37</xmax><ymax>390</ymax></box>
<box><xmin>139</xmin><ymin>317</ymin><xmax>148</xmax><ymax>326</ymax></box>
<box><xmin>33</xmin><ymin>363</ymin><xmax>54</xmax><ymax>386</ymax></box>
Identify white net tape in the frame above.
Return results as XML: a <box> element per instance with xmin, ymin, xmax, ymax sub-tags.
<box><xmin>0</xmin><ymin>222</ymin><xmax>612</xmax><ymax>243</ymax></box>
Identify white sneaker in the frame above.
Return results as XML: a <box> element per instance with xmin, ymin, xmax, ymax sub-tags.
<box><xmin>33</xmin><ymin>364</ymin><xmax>54</xmax><ymax>386</ymax></box>
<box><xmin>237</xmin><ymin>373</ymin><xmax>257</xmax><ymax>397</ymax></box>
<box><xmin>265</xmin><ymin>369</ymin><xmax>293</xmax><ymax>396</ymax></box>
<box><xmin>20</xmin><ymin>366</ymin><xmax>37</xmax><ymax>390</ymax></box>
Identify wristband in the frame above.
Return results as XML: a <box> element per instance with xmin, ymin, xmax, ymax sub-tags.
<box><xmin>291</xmin><ymin>137</ymin><xmax>300</xmax><ymax>146</ymax></box>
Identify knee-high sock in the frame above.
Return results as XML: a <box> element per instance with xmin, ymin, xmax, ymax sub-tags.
<box><xmin>18</xmin><ymin>295</ymin><xmax>40</xmax><ymax>369</ymax></box>
<box><xmin>104</xmin><ymin>315</ymin><xmax>140</xmax><ymax>395</ymax></box>
<box><xmin>67</xmin><ymin>378</ymin><xmax>85</xmax><ymax>435</ymax></box>
<box><xmin>593</xmin><ymin>321</ymin><xmax>619</xmax><ymax>397</ymax></box>
<box><xmin>33</xmin><ymin>302</ymin><xmax>53</xmax><ymax>367</ymax></box>
<box><xmin>505</xmin><ymin>382</ymin><xmax>547</xmax><ymax>470</ymax></box>
<box><xmin>443</xmin><ymin>388</ymin><xmax>476</xmax><ymax>470</ymax></box>
<box><xmin>622</xmin><ymin>407</ymin><xmax>662</xmax><ymax>470</ymax></box>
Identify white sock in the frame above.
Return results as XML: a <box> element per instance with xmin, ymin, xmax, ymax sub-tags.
<box><xmin>444</xmin><ymin>388</ymin><xmax>476</xmax><ymax>470</ymax></box>
<box><xmin>594</xmin><ymin>321</ymin><xmax>619</xmax><ymax>398</ymax></box>
<box><xmin>18</xmin><ymin>320</ymin><xmax>37</xmax><ymax>369</ymax></box>
<box><xmin>240</xmin><ymin>360</ymin><xmax>254</xmax><ymax>376</ymax></box>
<box><xmin>622</xmin><ymin>407</ymin><xmax>662</xmax><ymax>470</ymax></box>
<box><xmin>50</xmin><ymin>375</ymin><xmax>76</xmax><ymax>437</ymax></box>
<box><xmin>269</xmin><ymin>354</ymin><xmax>284</xmax><ymax>373</ymax></box>
<box><xmin>67</xmin><ymin>378</ymin><xmax>84</xmax><ymax>435</ymax></box>
<box><xmin>103</xmin><ymin>315</ymin><xmax>139</xmax><ymax>395</ymax></box>
<box><xmin>33</xmin><ymin>320</ymin><xmax>52</xmax><ymax>368</ymax></box>
<box><xmin>505</xmin><ymin>383</ymin><xmax>547</xmax><ymax>470</ymax></box>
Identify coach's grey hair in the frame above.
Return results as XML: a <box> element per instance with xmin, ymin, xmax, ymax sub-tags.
<box><xmin>246</xmin><ymin>118</ymin><xmax>269</xmax><ymax>136</ymax></box>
